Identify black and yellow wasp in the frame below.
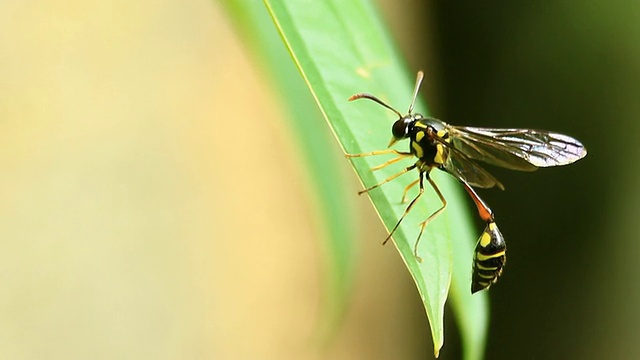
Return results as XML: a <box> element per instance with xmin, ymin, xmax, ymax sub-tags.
<box><xmin>346</xmin><ymin>71</ymin><xmax>587</xmax><ymax>293</ymax></box>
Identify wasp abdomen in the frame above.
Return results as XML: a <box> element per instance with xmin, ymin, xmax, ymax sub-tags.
<box><xmin>472</xmin><ymin>221</ymin><xmax>506</xmax><ymax>293</ymax></box>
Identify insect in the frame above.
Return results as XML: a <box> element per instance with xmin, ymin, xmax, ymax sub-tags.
<box><xmin>346</xmin><ymin>71</ymin><xmax>587</xmax><ymax>293</ymax></box>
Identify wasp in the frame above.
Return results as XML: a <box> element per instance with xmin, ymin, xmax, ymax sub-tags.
<box><xmin>346</xmin><ymin>71</ymin><xmax>587</xmax><ymax>293</ymax></box>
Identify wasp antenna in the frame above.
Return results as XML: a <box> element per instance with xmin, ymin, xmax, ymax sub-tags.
<box><xmin>407</xmin><ymin>71</ymin><xmax>424</xmax><ymax>114</ymax></box>
<box><xmin>349</xmin><ymin>93</ymin><xmax>403</xmax><ymax>118</ymax></box>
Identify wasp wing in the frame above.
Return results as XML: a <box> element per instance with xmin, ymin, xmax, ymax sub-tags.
<box><xmin>447</xmin><ymin>126</ymin><xmax>587</xmax><ymax>171</ymax></box>
<box><xmin>441</xmin><ymin>144</ymin><xmax>505</xmax><ymax>190</ymax></box>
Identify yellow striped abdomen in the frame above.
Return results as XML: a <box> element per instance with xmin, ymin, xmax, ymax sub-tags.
<box><xmin>472</xmin><ymin>222</ymin><xmax>506</xmax><ymax>293</ymax></box>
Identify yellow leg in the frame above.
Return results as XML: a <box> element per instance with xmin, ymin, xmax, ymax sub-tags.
<box><xmin>383</xmin><ymin>170</ymin><xmax>426</xmax><ymax>245</ymax></box>
<box><xmin>370</xmin><ymin>154</ymin><xmax>412</xmax><ymax>171</ymax></box>
<box><xmin>345</xmin><ymin>148</ymin><xmax>411</xmax><ymax>158</ymax></box>
<box><xmin>401</xmin><ymin>178</ymin><xmax>420</xmax><ymax>203</ymax></box>
<box><xmin>345</xmin><ymin>149</ymin><xmax>413</xmax><ymax>175</ymax></box>
<box><xmin>413</xmin><ymin>176</ymin><xmax>448</xmax><ymax>262</ymax></box>
<box><xmin>358</xmin><ymin>163</ymin><xmax>417</xmax><ymax>195</ymax></box>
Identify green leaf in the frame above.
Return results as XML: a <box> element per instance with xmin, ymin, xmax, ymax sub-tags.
<box><xmin>264</xmin><ymin>0</ymin><xmax>488</xmax><ymax>358</ymax></box>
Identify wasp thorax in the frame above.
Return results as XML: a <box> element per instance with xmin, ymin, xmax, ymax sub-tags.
<box><xmin>391</xmin><ymin>116</ymin><xmax>416</xmax><ymax>139</ymax></box>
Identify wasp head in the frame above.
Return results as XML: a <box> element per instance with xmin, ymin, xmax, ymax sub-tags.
<box><xmin>390</xmin><ymin>113</ymin><xmax>422</xmax><ymax>147</ymax></box>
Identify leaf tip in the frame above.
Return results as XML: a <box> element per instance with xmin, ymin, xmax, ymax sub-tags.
<box><xmin>433</xmin><ymin>337</ymin><xmax>444</xmax><ymax>358</ymax></box>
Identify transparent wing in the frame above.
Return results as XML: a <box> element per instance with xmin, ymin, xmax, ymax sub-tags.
<box><xmin>447</xmin><ymin>126</ymin><xmax>587</xmax><ymax>171</ymax></box>
<box><xmin>442</xmin><ymin>146</ymin><xmax>505</xmax><ymax>190</ymax></box>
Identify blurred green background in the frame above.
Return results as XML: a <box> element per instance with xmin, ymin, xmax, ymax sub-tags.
<box><xmin>395</xmin><ymin>1</ymin><xmax>637</xmax><ymax>359</ymax></box>
<box><xmin>0</xmin><ymin>0</ymin><xmax>637</xmax><ymax>359</ymax></box>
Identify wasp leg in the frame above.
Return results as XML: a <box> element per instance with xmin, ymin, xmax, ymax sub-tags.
<box><xmin>382</xmin><ymin>170</ymin><xmax>426</xmax><ymax>246</ymax></box>
<box><xmin>460</xmin><ymin>181</ymin><xmax>507</xmax><ymax>293</ymax></box>
<box><xmin>413</xmin><ymin>176</ymin><xmax>447</xmax><ymax>262</ymax></box>
<box><xmin>401</xmin><ymin>178</ymin><xmax>420</xmax><ymax>204</ymax></box>
<box><xmin>357</xmin><ymin>163</ymin><xmax>416</xmax><ymax>195</ymax></box>
<box><xmin>370</xmin><ymin>154</ymin><xmax>412</xmax><ymax>171</ymax></box>
<box><xmin>345</xmin><ymin>149</ymin><xmax>411</xmax><ymax>158</ymax></box>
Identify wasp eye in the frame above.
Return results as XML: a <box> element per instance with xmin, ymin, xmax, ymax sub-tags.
<box><xmin>392</xmin><ymin>118</ymin><xmax>411</xmax><ymax>139</ymax></box>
